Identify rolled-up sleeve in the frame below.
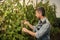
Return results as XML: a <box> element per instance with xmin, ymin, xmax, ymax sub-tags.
<box><xmin>33</xmin><ymin>26</ymin><xmax>37</xmax><ymax>32</ymax></box>
<box><xmin>35</xmin><ymin>23</ymin><xmax>50</xmax><ymax>38</ymax></box>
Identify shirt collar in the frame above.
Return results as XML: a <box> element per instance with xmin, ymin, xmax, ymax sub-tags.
<box><xmin>40</xmin><ymin>17</ymin><xmax>46</xmax><ymax>23</ymax></box>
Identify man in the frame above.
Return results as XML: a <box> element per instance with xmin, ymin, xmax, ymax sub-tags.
<box><xmin>22</xmin><ymin>7</ymin><xmax>50</xmax><ymax>40</ymax></box>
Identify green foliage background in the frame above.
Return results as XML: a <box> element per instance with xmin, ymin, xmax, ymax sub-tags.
<box><xmin>0</xmin><ymin>0</ymin><xmax>60</xmax><ymax>40</ymax></box>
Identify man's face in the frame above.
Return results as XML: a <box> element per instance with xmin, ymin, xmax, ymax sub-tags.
<box><xmin>35</xmin><ymin>11</ymin><xmax>42</xmax><ymax>19</ymax></box>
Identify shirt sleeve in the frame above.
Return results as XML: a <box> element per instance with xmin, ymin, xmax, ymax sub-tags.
<box><xmin>33</xmin><ymin>21</ymin><xmax>40</xmax><ymax>32</ymax></box>
<box><xmin>33</xmin><ymin>26</ymin><xmax>37</xmax><ymax>32</ymax></box>
<box><xmin>35</xmin><ymin>23</ymin><xmax>50</xmax><ymax>38</ymax></box>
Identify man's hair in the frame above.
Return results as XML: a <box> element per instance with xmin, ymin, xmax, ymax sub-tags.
<box><xmin>36</xmin><ymin>7</ymin><xmax>45</xmax><ymax>16</ymax></box>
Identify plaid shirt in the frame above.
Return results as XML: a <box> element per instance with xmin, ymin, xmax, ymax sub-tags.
<box><xmin>33</xmin><ymin>17</ymin><xmax>50</xmax><ymax>40</ymax></box>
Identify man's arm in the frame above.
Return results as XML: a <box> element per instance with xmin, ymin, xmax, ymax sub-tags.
<box><xmin>22</xmin><ymin>23</ymin><xmax>50</xmax><ymax>38</ymax></box>
<box><xmin>27</xmin><ymin>23</ymin><xmax>34</xmax><ymax>30</ymax></box>
<box><xmin>26</xmin><ymin>29</ymin><xmax>36</xmax><ymax>37</ymax></box>
<box><xmin>27</xmin><ymin>23</ymin><xmax>50</xmax><ymax>38</ymax></box>
<box><xmin>24</xmin><ymin>20</ymin><xmax>34</xmax><ymax>30</ymax></box>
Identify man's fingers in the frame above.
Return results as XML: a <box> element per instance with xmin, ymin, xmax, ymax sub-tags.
<box><xmin>22</xmin><ymin>28</ymin><xmax>27</xmax><ymax>33</ymax></box>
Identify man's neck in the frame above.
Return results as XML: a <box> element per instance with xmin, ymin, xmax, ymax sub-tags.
<box><xmin>40</xmin><ymin>16</ymin><xmax>45</xmax><ymax>20</ymax></box>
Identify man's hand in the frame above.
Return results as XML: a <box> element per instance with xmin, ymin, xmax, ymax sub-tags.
<box><xmin>22</xmin><ymin>28</ymin><xmax>36</xmax><ymax>37</ymax></box>
<box><xmin>22</xmin><ymin>28</ymin><xmax>28</xmax><ymax>33</ymax></box>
